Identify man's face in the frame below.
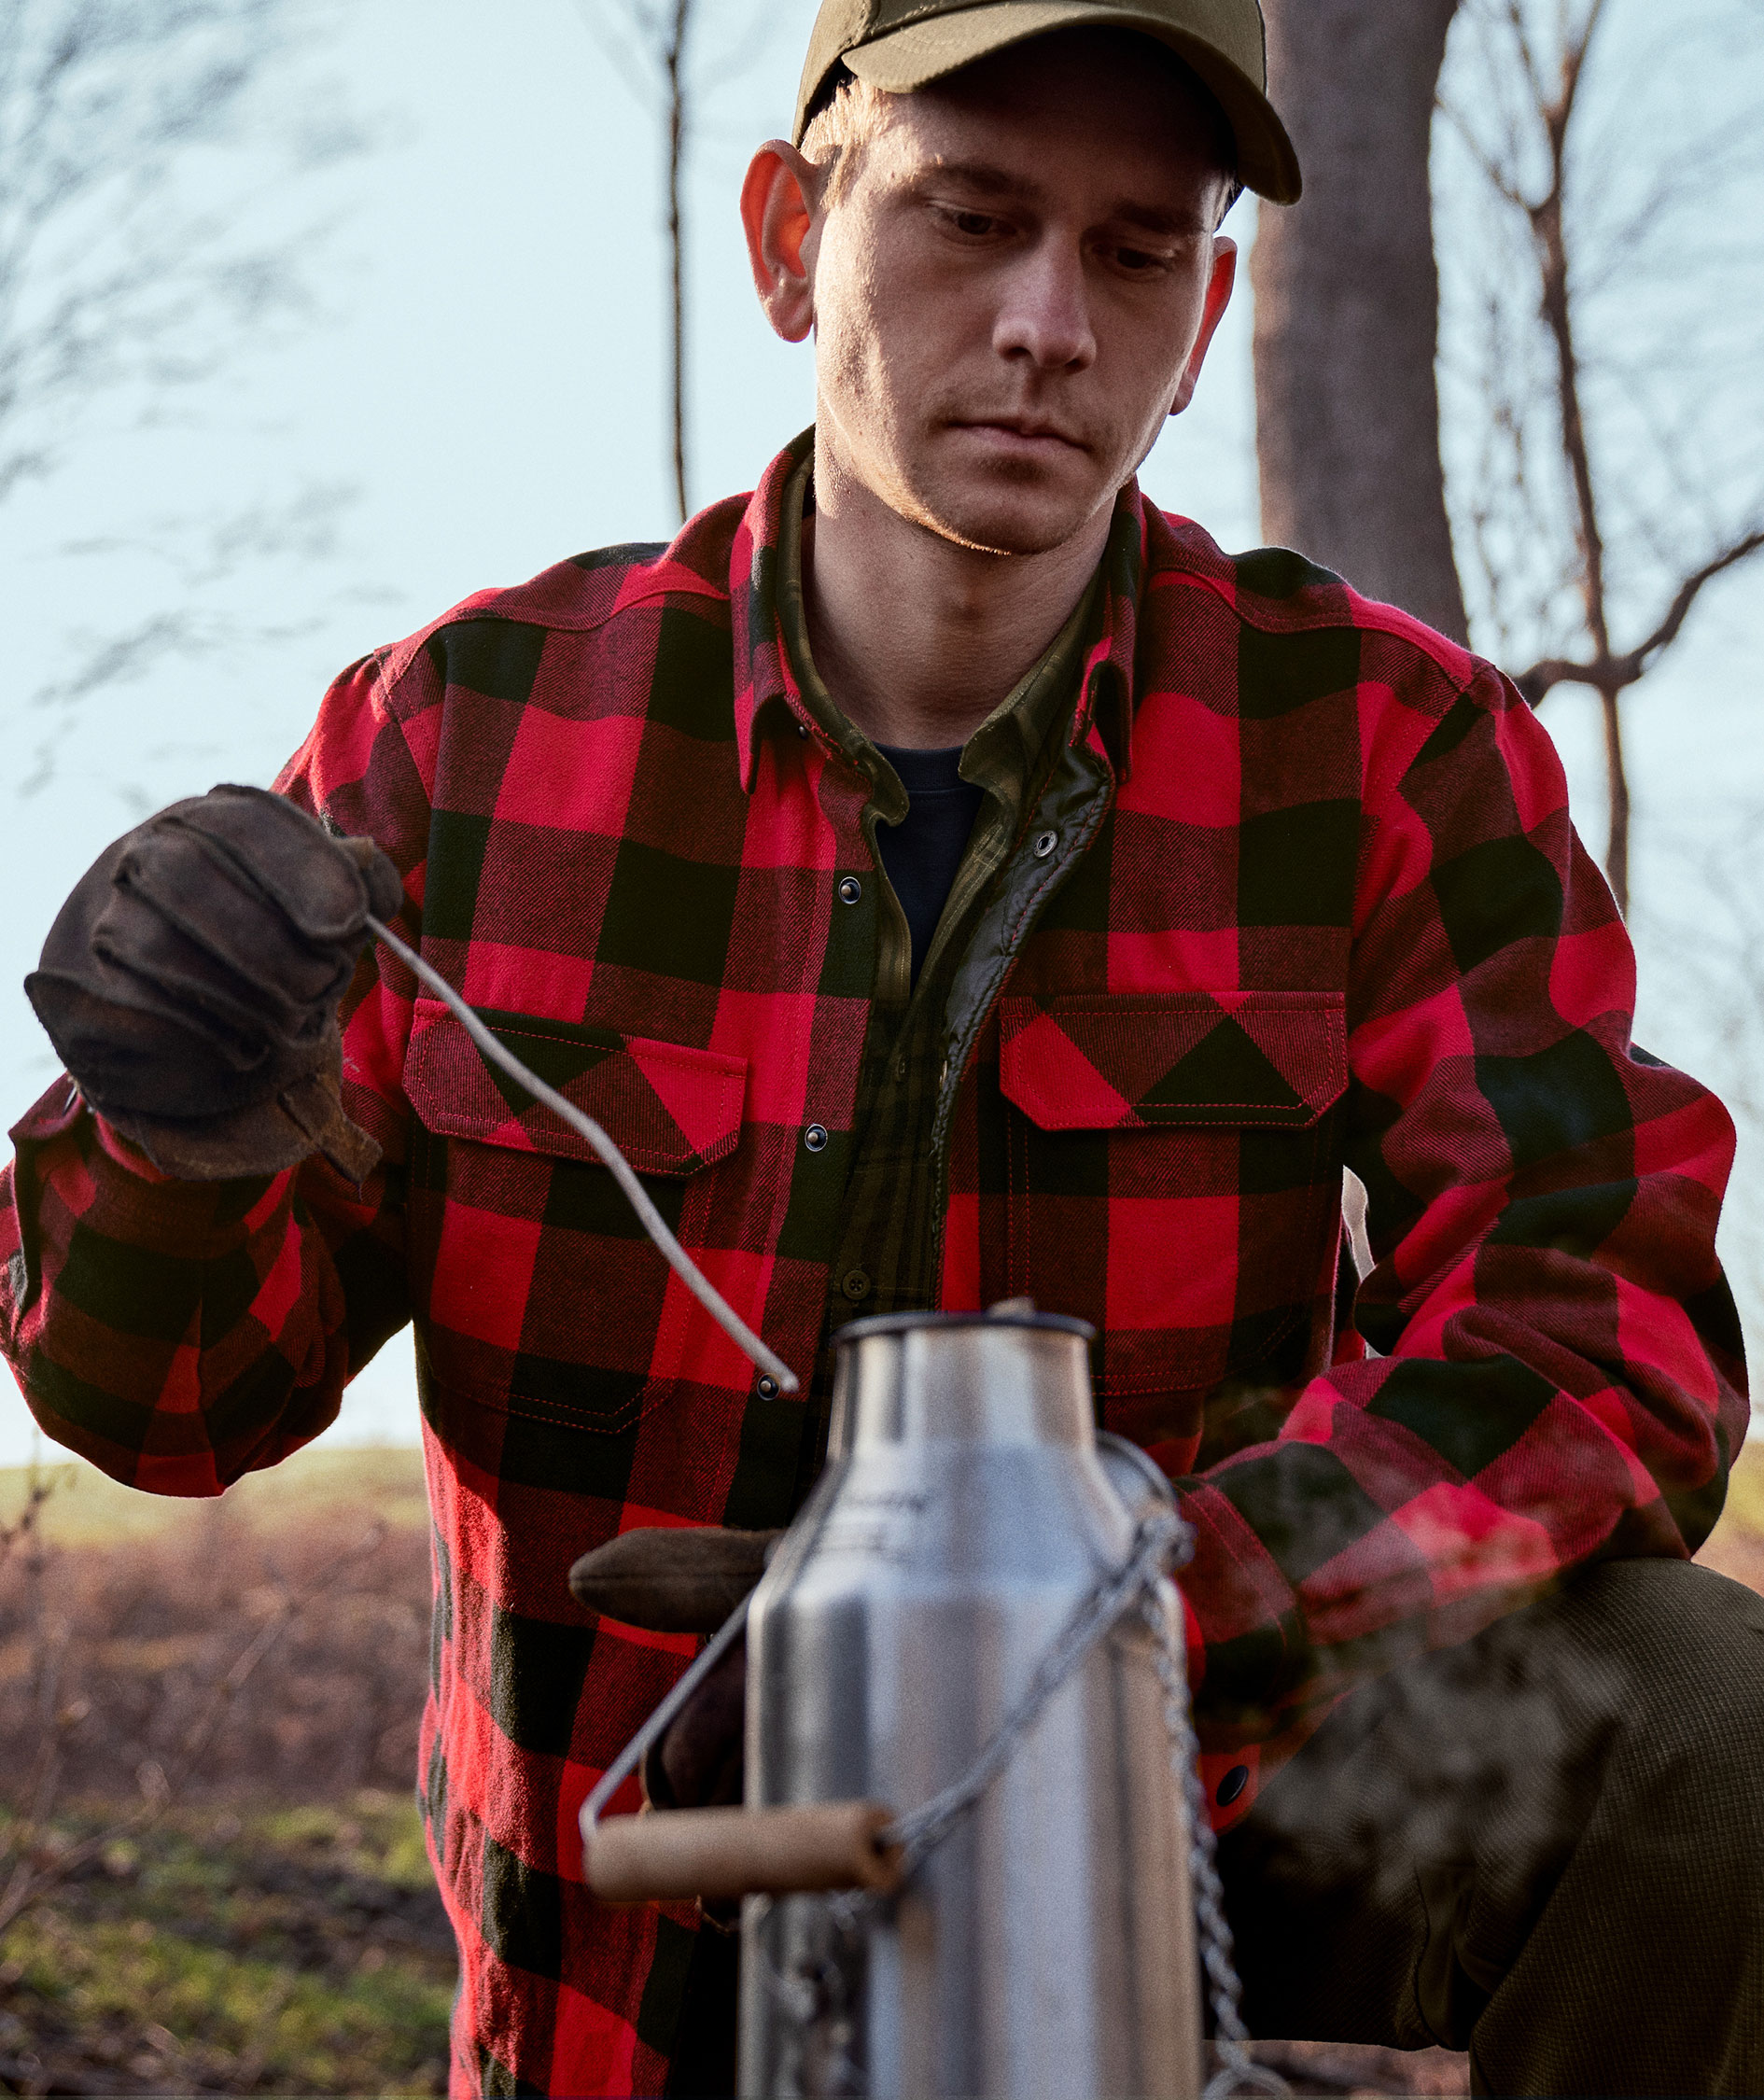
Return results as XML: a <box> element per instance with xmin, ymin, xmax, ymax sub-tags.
<box><xmin>805</xmin><ymin>33</ymin><xmax>1237</xmax><ymax>557</ymax></box>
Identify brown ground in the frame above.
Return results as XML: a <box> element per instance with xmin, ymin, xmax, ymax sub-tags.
<box><xmin>3</xmin><ymin>1432</ymin><xmax>1761</xmax><ymax>2096</ymax></box>
<box><xmin>1217</xmin><ymin>2042</ymin><xmax>1471</xmax><ymax>2095</ymax></box>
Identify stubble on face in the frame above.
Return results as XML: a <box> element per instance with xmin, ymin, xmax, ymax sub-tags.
<box><xmin>807</xmin><ymin>32</ymin><xmax>1234</xmax><ymax>560</ymax></box>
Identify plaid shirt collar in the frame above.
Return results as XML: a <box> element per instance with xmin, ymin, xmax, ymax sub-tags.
<box><xmin>730</xmin><ymin>427</ymin><xmax>1145</xmax><ymax>792</ymax></box>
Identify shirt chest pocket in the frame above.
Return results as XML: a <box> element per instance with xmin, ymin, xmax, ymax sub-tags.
<box><xmin>997</xmin><ymin>990</ymin><xmax>1347</xmax><ymax>1425</ymax></box>
<box><xmin>402</xmin><ymin>997</ymin><xmax>748</xmax><ymax>1435</ymax></box>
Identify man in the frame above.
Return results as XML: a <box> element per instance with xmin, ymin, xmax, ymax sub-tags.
<box><xmin>2</xmin><ymin>2</ymin><xmax>1757</xmax><ymax>2093</ymax></box>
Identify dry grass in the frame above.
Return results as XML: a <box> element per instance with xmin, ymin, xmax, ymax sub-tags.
<box><xmin>0</xmin><ymin>1500</ymin><xmax>429</xmax><ymax>1809</ymax></box>
<box><xmin>0</xmin><ymin>1445</ymin><xmax>443</xmax><ymax>2096</ymax></box>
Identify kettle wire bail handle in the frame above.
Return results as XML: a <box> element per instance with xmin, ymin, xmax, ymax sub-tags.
<box><xmin>364</xmin><ymin>916</ymin><xmax>797</xmax><ymax>1393</ymax></box>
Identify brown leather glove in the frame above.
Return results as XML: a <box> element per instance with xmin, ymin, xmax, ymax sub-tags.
<box><xmin>25</xmin><ymin>784</ymin><xmax>401</xmax><ymax>1183</ymax></box>
<box><xmin>643</xmin><ymin>1634</ymin><xmax>749</xmax><ymax>1814</ymax></box>
<box><xmin>568</xmin><ymin>1526</ymin><xmax>780</xmax><ymax>1813</ymax></box>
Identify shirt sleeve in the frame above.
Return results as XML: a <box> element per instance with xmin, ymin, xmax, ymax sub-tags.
<box><xmin>1178</xmin><ymin>653</ymin><xmax>1747</xmax><ymax>1735</ymax></box>
<box><xmin>0</xmin><ymin>652</ymin><xmax>430</xmax><ymax>1494</ymax></box>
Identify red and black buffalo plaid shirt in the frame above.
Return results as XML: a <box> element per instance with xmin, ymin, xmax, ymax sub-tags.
<box><xmin>1</xmin><ymin>434</ymin><xmax>1745</xmax><ymax>2096</ymax></box>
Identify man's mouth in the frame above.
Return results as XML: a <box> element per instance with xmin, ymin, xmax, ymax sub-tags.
<box><xmin>950</xmin><ymin>416</ymin><xmax>1088</xmax><ymax>455</ymax></box>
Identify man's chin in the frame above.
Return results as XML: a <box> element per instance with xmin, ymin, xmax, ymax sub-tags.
<box><xmin>910</xmin><ymin>479</ymin><xmax>1107</xmax><ymax>560</ymax></box>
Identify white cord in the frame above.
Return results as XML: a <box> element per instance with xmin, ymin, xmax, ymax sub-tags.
<box><xmin>365</xmin><ymin>915</ymin><xmax>798</xmax><ymax>1394</ymax></box>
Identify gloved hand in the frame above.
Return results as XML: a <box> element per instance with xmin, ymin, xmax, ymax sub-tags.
<box><xmin>568</xmin><ymin>1526</ymin><xmax>780</xmax><ymax>1813</ymax></box>
<box><xmin>25</xmin><ymin>783</ymin><xmax>402</xmax><ymax>1183</ymax></box>
<box><xmin>644</xmin><ymin>1634</ymin><xmax>749</xmax><ymax>1813</ymax></box>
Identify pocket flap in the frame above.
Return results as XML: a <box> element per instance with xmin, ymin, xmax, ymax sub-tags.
<box><xmin>404</xmin><ymin>998</ymin><xmax>746</xmax><ymax>1175</ymax></box>
<box><xmin>999</xmin><ymin>991</ymin><xmax>1346</xmax><ymax>1131</ymax></box>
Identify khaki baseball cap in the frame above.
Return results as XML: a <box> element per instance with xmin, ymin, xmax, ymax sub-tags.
<box><xmin>793</xmin><ymin>0</ymin><xmax>1301</xmax><ymax>204</ymax></box>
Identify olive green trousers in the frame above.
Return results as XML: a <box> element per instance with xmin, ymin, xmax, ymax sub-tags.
<box><xmin>1218</xmin><ymin>1559</ymin><xmax>1764</xmax><ymax>2097</ymax></box>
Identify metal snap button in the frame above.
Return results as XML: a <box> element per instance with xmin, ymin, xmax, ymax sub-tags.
<box><xmin>838</xmin><ymin>876</ymin><xmax>861</xmax><ymax>904</ymax></box>
<box><xmin>796</xmin><ymin>721</ymin><xmax>810</xmax><ymax>739</ymax></box>
<box><xmin>756</xmin><ymin>1374</ymin><xmax>781</xmax><ymax>1401</ymax></box>
<box><xmin>1034</xmin><ymin>829</ymin><xmax>1058</xmax><ymax>859</ymax></box>
<box><xmin>841</xmin><ymin>1268</ymin><xmax>872</xmax><ymax>1303</ymax></box>
<box><xmin>805</xmin><ymin>1124</ymin><xmax>830</xmax><ymax>1153</ymax></box>
<box><xmin>1216</xmin><ymin>1764</ymin><xmax>1251</xmax><ymax>1807</ymax></box>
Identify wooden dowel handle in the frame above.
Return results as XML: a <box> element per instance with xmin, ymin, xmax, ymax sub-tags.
<box><xmin>584</xmin><ymin>1803</ymin><xmax>903</xmax><ymax>1903</ymax></box>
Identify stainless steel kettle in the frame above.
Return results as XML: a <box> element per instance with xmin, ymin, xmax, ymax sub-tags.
<box><xmin>739</xmin><ymin>1307</ymin><xmax>1202</xmax><ymax>2099</ymax></box>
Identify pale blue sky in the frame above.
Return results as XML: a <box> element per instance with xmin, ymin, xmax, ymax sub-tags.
<box><xmin>2</xmin><ymin>0</ymin><xmax>1758</xmax><ymax>1464</ymax></box>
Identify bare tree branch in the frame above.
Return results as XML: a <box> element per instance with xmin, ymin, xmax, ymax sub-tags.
<box><xmin>577</xmin><ymin>0</ymin><xmax>696</xmax><ymax>522</ymax></box>
<box><xmin>0</xmin><ymin>1</ymin><xmax>374</xmax><ymax>779</ymax></box>
<box><xmin>1631</xmin><ymin>528</ymin><xmax>1764</xmax><ymax>666</ymax></box>
<box><xmin>1439</xmin><ymin>0</ymin><xmax>1764</xmax><ymax>917</ymax></box>
<box><xmin>571</xmin><ymin>0</ymin><xmax>663</xmax><ymax>113</ymax></box>
<box><xmin>0</xmin><ymin>1</ymin><xmax>359</xmax><ymax>509</ymax></box>
<box><xmin>1436</xmin><ymin>95</ymin><xmax>1531</xmax><ymax>206</ymax></box>
<box><xmin>1516</xmin><ymin>526</ymin><xmax>1764</xmax><ymax>701</ymax></box>
<box><xmin>581</xmin><ymin>0</ymin><xmax>787</xmax><ymax>526</ymax></box>
<box><xmin>664</xmin><ymin>0</ymin><xmax>692</xmax><ymax>526</ymax></box>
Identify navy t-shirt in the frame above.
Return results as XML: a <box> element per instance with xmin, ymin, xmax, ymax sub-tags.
<box><xmin>875</xmin><ymin>744</ymin><xmax>984</xmax><ymax>990</ymax></box>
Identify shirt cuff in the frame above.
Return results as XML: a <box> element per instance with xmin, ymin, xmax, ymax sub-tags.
<box><xmin>91</xmin><ymin>1112</ymin><xmax>174</xmax><ymax>1184</ymax></box>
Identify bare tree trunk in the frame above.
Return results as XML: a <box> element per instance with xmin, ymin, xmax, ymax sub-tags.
<box><xmin>1253</xmin><ymin>0</ymin><xmax>1468</xmax><ymax>643</ymax></box>
<box><xmin>665</xmin><ymin>0</ymin><xmax>692</xmax><ymax>525</ymax></box>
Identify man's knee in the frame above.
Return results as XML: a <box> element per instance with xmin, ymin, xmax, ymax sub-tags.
<box><xmin>1533</xmin><ymin>1558</ymin><xmax>1764</xmax><ymax>1855</ymax></box>
<box><xmin>1221</xmin><ymin>1558</ymin><xmax>1764</xmax><ymax>2063</ymax></box>
<box><xmin>1461</xmin><ymin>1561</ymin><xmax>1764</xmax><ymax>2094</ymax></box>
<box><xmin>1542</xmin><ymin>1556</ymin><xmax>1764</xmax><ymax>1754</ymax></box>
<box><xmin>1236</xmin><ymin>1556</ymin><xmax>1764</xmax><ymax>1886</ymax></box>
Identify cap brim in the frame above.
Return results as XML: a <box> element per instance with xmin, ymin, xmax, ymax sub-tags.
<box><xmin>840</xmin><ymin>2</ymin><xmax>1301</xmax><ymax>204</ymax></box>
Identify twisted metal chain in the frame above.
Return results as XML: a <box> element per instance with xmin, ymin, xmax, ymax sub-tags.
<box><xmin>878</xmin><ymin>1507</ymin><xmax>1186</xmax><ymax>1877</ymax></box>
<box><xmin>1145</xmin><ymin>1592</ymin><xmax>1289</xmax><ymax>2100</ymax></box>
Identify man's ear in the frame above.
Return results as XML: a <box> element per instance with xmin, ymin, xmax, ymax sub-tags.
<box><xmin>742</xmin><ymin>140</ymin><xmax>819</xmax><ymax>344</ymax></box>
<box><xmin>1169</xmin><ymin>236</ymin><xmax>1238</xmax><ymax>417</ymax></box>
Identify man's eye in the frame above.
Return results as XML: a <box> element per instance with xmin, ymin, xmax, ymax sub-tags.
<box><xmin>952</xmin><ymin>211</ymin><xmax>998</xmax><ymax>237</ymax></box>
<box><xmin>1114</xmin><ymin>246</ymin><xmax>1165</xmax><ymax>273</ymax></box>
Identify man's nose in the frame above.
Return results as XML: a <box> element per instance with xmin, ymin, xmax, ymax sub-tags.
<box><xmin>992</xmin><ymin>239</ymin><xmax>1097</xmax><ymax>372</ymax></box>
